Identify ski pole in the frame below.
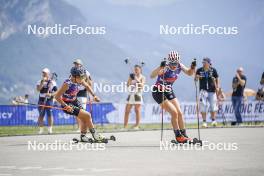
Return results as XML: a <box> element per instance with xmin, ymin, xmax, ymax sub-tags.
<box><xmin>14</xmin><ymin>101</ymin><xmax>65</xmax><ymax>111</ymax></box>
<box><xmin>161</xmin><ymin>58</ymin><xmax>167</xmax><ymax>142</ymax></box>
<box><xmin>194</xmin><ymin>80</ymin><xmax>201</xmax><ymax>141</ymax></box>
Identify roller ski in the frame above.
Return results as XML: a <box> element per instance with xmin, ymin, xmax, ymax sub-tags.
<box><xmin>87</xmin><ymin>135</ymin><xmax>116</xmax><ymax>144</ymax></box>
<box><xmin>171</xmin><ymin>137</ymin><xmax>202</xmax><ymax>146</ymax></box>
<box><xmin>72</xmin><ymin>133</ymin><xmax>116</xmax><ymax>144</ymax></box>
<box><xmin>171</xmin><ymin>129</ymin><xmax>202</xmax><ymax>145</ymax></box>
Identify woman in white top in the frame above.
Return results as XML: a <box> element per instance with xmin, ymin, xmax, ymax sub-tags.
<box><xmin>124</xmin><ymin>65</ymin><xmax>145</xmax><ymax>130</ymax></box>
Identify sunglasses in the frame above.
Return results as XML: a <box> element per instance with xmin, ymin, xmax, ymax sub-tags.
<box><xmin>169</xmin><ymin>63</ymin><xmax>178</xmax><ymax>67</ymax></box>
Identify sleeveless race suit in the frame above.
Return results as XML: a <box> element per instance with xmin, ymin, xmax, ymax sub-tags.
<box><xmin>61</xmin><ymin>79</ymin><xmax>83</xmax><ymax>116</ymax></box>
<box><xmin>152</xmin><ymin>64</ymin><xmax>181</xmax><ymax>104</ymax></box>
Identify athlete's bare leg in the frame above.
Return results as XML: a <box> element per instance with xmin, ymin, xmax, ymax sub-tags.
<box><xmin>170</xmin><ymin>98</ymin><xmax>185</xmax><ymax>129</ymax></box>
<box><xmin>77</xmin><ymin>109</ymin><xmax>94</xmax><ymax>133</ymax></box>
<box><xmin>124</xmin><ymin>104</ymin><xmax>133</xmax><ymax>128</ymax></box>
<box><xmin>161</xmin><ymin>100</ymin><xmax>179</xmax><ymax>130</ymax></box>
<box><xmin>134</xmin><ymin>104</ymin><xmax>141</xmax><ymax>127</ymax></box>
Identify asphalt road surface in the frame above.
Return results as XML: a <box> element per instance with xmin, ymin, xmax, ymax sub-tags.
<box><xmin>0</xmin><ymin>127</ymin><xmax>264</xmax><ymax>176</ymax></box>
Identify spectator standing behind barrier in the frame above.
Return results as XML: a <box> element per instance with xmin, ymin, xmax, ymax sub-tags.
<box><xmin>256</xmin><ymin>72</ymin><xmax>264</xmax><ymax>101</ymax></box>
<box><xmin>24</xmin><ymin>94</ymin><xmax>29</xmax><ymax>103</ymax></box>
<box><xmin>195</xmin><ymin>57</ymin><xmax>220</xmax><ymax>128</ymax></box>
<box><xmin>11</xmin><ymin>94</ymin><xmax>29</xmax><ymax>105</ymax></box>
<box><xmin>123</xmin><ymin>65</ymin><xmax>145</xmax><ymax>130</ymax></box>
<box><xmin>231</xmin><ymin>67</ymin><xmax>246</xmax><ymax>125</ymax></box>
<box><xmin>36</xmin><ymin>68</ymin><xmax>57</xmax><ymax>134</ymax></box>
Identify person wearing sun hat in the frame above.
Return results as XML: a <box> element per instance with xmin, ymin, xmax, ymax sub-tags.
<box><xmin>36</xmin><ymin>68</ymin><xmax>57</xmax><ymax>134</ymax></box>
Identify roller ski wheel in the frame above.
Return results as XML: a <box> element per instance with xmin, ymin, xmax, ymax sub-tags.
<box><xmin>72</xmin><ymin>138</ymin><xmax>79</xmax><ymax>144</ymax></box>
<box><xmin>88</xmin><ymin>138</ymin><xmax>94</xmax><ymax>144</ymax></box>
<box><xmin>72</xmin><ymin>137</ymin><xmax>92</xmax><ymax>144</ymax></box>
<box><xmin>191</xmin><ymin>138</ymin><xmax>203</xmax><ymax>146</ymax></box>
<box><xmin>171</xmin><ymin>138</ymin><xmax>203</xmax><ymax>146</ymax></box>
<box><xmin>90</xmin><ymin>138</ymin><xmax>109</xmax><ymax>144</ymax></box>
<box><xmin>171</xmin><ymin>139</ymin><xmax>179</xmax><ymax>144</ymax></box>
<box><xmin>72</xmin><ymin>135</ymin><xmax>116</xmax><ymax>144</ymax></box>
<box><xmin>110</xmin><ymin>135</ymin><xmax>116</xmax><ymax>141</ymax></box>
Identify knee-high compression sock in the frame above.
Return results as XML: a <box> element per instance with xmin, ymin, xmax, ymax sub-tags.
<box><xmin>180</xmin><ymin>129</ymin><xmax>186</xmax><ymax>136</ymax></box>
<box><xmin>89</xmin><ymin>128</ymin><xmax>96</xmax><ymax>137</ymax></box>
<box><xmin>173</xmin><ymin>129</ymin><xmax>181</xmax><ymax>137</ymax></box>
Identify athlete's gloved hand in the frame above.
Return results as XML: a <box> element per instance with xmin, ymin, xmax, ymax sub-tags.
<box><xmin>130</xmin><ymin>73</ymin><xmax>135</xmax><ymax>80</ymax></box>
<box><xmin>191</xmin><ymin>58</ymin><xmax>196</xmax><ymax>69</ymax></box>
<box><xmin>93</xmin><ymin>96</ymin><xmax>100</xmax><ymax>102</ymax></box>
<box><xmin>160</xmin><ymin>61</ymin><xmax>167</xmax><ymax>67</ymax></box>
<box><xmin>64</xmin><ymin>105</ymin><xmax>73</xmax><ymax>113</ymax></box>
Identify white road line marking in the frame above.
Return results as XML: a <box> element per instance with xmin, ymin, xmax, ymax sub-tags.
<box><xmin>0</xmin><ymin>166</ymin><xmax>16</xmax><ymax>169</ymax></box>
<box><xmin>62</xmin><ymin>168</ymin><xmax>85</xmax><ymax>172</ymax></box>
<box><xmin>40</xmin><ymin>167</ymin><xmax>65</xmax><ymax>171</ymax></box>
<box><xmin>50</xmin><ymin>175</ymin><xmax>91</xmax><ymax>176</ymax></box>
<box><xmin>90</xmin><ymin>168</ymin><xmax>121</xmax><ymax>172</ymax></box>
<box><xmin>18</xmin><ymin>166</ymin><xmax>42</xmax><ymax>170</ymax></box>
<box><xmin>0</xmin><ymin>174</ymin><xmax>12</xmax><ymax>176</ymax></box>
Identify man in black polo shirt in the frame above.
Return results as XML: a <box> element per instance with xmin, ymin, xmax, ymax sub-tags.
<box><xmin>195</xmin><ymin>58</ymin><xmax>220</xmax><ymax>127</ymax></box>
<box><xmin>232</xmin><ymin>67</ymin><xmax>246</xmax><ymax>125</ymax></box>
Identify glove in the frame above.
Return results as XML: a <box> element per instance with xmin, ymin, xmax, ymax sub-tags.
<box><xmin>130</xmin><ymin>73</ymin><xmax>135</xmax><ymax>80</ymax></box>
<box><xmin>93</xmin><ymin>95</ymin><xmax>100</xmax><ymax>102</ymax></box>
<box><xmin>64</xmin><ymin>105</ymin><xmax>73</xmax><ymax>113</ymax></box>
<box><xmin>191</xmin><ymin>58</ymin><xmax>196</xmax><ymax>69</ymax></box>
<box><xmin>160</xmin><ymin>61</ymin><xmax>167</xmax><ymax>67</ymax></box>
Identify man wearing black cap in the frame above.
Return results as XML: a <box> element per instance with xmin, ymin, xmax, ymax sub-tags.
<box><xmin>195</xmin><ymin>57</ymin><xmax>220</xmax><ymax>127</ymax></box>
<box><xmin>232</xmin><ymin>67</ymin><xmax>246</xmax><ymax>125</ymax></box>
